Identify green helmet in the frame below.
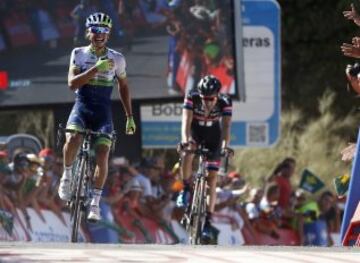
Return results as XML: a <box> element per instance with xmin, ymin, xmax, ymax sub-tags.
<box><xmin>85</xmin><ymin>12</ymin><xmax>112</xmax><ymax>28</ymax></box>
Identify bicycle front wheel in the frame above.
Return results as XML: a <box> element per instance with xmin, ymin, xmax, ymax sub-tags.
<box><xmin>189</xmin><ymin>176</ymin><xmax>206</xmax><ymax>245</ymax></box>
<box><xmin>70</xmin><ymin>157</ymin><xmax>86</xmax><ymax>243</ymax></box>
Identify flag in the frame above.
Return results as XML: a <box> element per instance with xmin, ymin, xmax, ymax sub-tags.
<box><xmin>299</xmin><ymin>169</ymin><xmax>325</xmax><ymax>193</ymax></box>
<box><xmin>333</xmin><ymin>173</ymin><xmax>350</xmax><ymax>197</ymax></box>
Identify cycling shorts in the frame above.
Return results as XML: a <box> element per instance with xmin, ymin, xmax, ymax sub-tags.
<box><xmin>191</xmin><ymin>121</ymin><xmax>221</xmax><ymax>171</ymax></box>
<box><xmin>66</xmin><ymin>100</ymin><xmax>113</xmax><ymax>147</ymax></box>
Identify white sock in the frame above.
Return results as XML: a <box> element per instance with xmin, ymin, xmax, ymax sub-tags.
<box><xmin>63</xmin><ymin>165</ymin><xmax>73</xmax><ymax>180</ymax></box>
<box><xmin>90</xmin><ymin>188</ymin><xmax>102</xmax><ymax>206</ymax></box>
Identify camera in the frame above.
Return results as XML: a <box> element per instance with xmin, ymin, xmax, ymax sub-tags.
<box><xmin>347</xmin><ymin>62</ymin><xmax>360</xmax><ymax>77</ymax></box>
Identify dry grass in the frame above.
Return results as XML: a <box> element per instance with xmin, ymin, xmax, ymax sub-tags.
<box><xmin>232</xmin><ymin>90</ymin><xmax>359</xmax><ymax>191</ymax></box>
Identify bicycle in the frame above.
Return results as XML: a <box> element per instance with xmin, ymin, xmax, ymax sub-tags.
<box><xmin>178</xmin><ymin>143</ymin><xmax>233</xmax><ymax>245</ymax></box>
<box><xmin>57</xmin><ymin>124</ymin><xmax>116</xmax><ymax>243</ymax></box>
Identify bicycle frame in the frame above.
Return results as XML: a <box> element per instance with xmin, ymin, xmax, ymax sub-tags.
<box><xmin>181</xmin><ymin>145</ymin><xmax>209</xmax><ymax>245</ymax></box>
<box><xmin>69</xmin><ymin>131</ymin><xmax>94</xmax><ymax>242</ymax></box>
<box><xmin>180</xmin><ymin>144</ymin><xmax>233</xmax><ymax>245</ymax></box>
<box><xmin>57</xmin><ymin>124</ymin><xmax>116</xmax><ymax>243</ymax></box>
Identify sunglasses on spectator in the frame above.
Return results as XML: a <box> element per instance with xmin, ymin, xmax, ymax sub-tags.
<box><xmin>90</xmin><ymin>26</ymin><xmax>110</xmax><ymax>34</ymax></box>
<box><xmin>201</xmin><ymin>96</ymin><xmax>217</xmax><ymax>101</ymax></box>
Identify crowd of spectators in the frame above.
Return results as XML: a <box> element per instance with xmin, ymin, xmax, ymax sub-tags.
<box><xmin>0</xmin><ymin>148</ymin><xmax>65</xmax><ymax>239</ymax></box>
<box><xmin>0</xmin><ymin>146</ymin><xmax>343</xmax><ymax>245</ymax></box>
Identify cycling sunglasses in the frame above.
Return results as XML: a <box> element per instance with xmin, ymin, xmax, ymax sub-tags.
<box><xmin>90</xmin><ymin>26</ymin><xmax>110</xmax><ymax>34</ymax></box>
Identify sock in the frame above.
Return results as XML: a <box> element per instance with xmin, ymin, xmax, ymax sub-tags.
<box><xmin>63</xmin><ymin>165</ymin><xmax>73</xmax><ymax>180</ymax></box>
<box><xmin>90</xmin><ymin>188</ymin><xmax>102</xmax><ymax>206</ymax></box>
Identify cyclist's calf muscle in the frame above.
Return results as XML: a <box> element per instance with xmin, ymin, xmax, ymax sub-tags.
<box><xmin>63</xmin><ymin>134</ymin><xmax>83</xmax><ymax>166</ymax></box>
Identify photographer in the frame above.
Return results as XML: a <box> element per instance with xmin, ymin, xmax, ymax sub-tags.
<box><xmin>342</xmin><ymin>4</ymin><xmax>360</xmax><ymax>94</ymax></box>
<box><xmin>345</xmin><ymin>62</ymin><xmax>360</xmax><ymax>94</ymax></box>
<box><xmin>340</xmin><ymin>3</ymin><xmax>360</xmax><ymax>161</ymax></box>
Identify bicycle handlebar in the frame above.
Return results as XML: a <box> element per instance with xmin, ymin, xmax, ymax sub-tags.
<box><xmin>177</xmin><ymin>143</ymin><xmax>210</xmax><ymax>156</ymax></box>
<box><xmin>178</xmin><ymin>142</ymin><xmax>234</xmax><ymax>157</ymax></box>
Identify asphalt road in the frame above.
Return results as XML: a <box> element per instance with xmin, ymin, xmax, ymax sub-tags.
<box><xmin>0</xmin><ymin>243</ymin><xmax>360</xmax><ymax>263</ymax></box>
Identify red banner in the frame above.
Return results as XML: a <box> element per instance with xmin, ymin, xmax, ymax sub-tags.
<box><xmin>0</xmin><ymin>71</ymin><xmax>8</xmax><ymax>90</ymax></box>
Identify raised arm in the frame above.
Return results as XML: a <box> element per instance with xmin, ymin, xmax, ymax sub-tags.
<box><xmin>343</xmin><ymin>4</ymin><xmax>360</xmax><ymax>26</ymax></box>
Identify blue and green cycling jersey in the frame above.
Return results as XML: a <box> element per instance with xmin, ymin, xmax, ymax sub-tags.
<box><xmin>66</xmin><ymin>45</ymin><xmax>127</xmax><ymax>145</ymax></box>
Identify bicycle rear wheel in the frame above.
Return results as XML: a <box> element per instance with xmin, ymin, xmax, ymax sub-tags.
<box><xmin>70</xmin><ymin>158</ymin><xmax>86</xmax><ymax>243</ymax></box>
<box><xmin>188</xmin><ymin>176</ymin><xmax>206</xmax><ymax>245</ymax></box>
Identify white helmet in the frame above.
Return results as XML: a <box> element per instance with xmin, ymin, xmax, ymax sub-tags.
<box><xmin>85</xmin><ymin>12</ymin><xmax>112</xmax><ymax>28</ymax></box>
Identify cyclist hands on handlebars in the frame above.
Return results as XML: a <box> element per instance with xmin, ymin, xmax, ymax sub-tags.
<box><xmin>177</xmin><ymin>141</ymin><xmax>196</xmax><ymax>153</ymax></box>
<box><xmin>221</xmin><ymin>147</ymin><xmax>234</xmax><ymax>157</ymax></box>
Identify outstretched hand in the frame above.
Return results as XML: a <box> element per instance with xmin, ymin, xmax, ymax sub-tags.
<box><xmin>221</xmin><ymin>147</ymin><xmax>234</xmax><ymax>157</ymax></box>
<box><xmin>341</xmin><ymin>42</ymin><xmax>360</xmax><ymax>59</ymax></box>
<box><xmin>343</xmin><ymin>4</ymin><xmax>360</xmax><ymax>26</ymax></box>
<box><xmin>341</xmin><ymin>143</ymin><xmax>356</xmax><ymax>162</ymax></box>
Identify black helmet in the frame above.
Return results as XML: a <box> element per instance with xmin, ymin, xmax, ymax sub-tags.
<box><xmin>197</xmin><ymin>75</ymin><xmax>221</xmax><ymax>96</ymax></box>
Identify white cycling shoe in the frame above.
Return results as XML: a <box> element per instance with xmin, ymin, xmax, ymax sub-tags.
<box><xmin>87</xmin><ymin>205</ymin><xmax>101</xmax><ymax>222</ymax></box>
<box><xmin>58</xmin><ymin>178</ymin><xmax>71</xmax><ymax>201</ymax></box>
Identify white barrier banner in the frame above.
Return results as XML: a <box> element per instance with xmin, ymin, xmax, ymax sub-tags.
<box><xmin>171</xmin><ymin>220</ymin><xmax>189</xmax><ymax>244</ymax></box>
<box><xmin>213</xmin><ymin>223</ymin><xmax>244</xmax><ymax>245</ymax></box>
<box><xmin>24</xmin><ymin>209</ymin><xmax>69</xmax><ymax>242</ymax></box>
<box><xmin>0</xmin><ymin>208</ymin><xmax>88</xmax><ymax>242</ymax></box>
<box><xmin>0</xmin><ymin>209</ymin><xmax>29</xmax><ymax>241</ymax></box>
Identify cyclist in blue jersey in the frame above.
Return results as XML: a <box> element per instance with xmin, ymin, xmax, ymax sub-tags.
<box><xmin>177</xmin><ymin>75</ymin><xmax>233</xmax><ymax>242</ymax></box>
<box><xmin>58</xmin><ymin>12</ymin><xmax>136</xmax><ymax>222</ymax></box>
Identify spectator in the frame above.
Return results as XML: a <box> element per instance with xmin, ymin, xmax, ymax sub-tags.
<box><xmin>245</xmin><ymin>187</ymin><xmax>264</xmax><ymax>222</ymax></box>
<box><xmin>4</xmin><ymin>153</ymin><xmax>32</xmax><ymax>229</ymax></box>
<box><xmin>21</xmin><ymin>153</ymin><xmax>46</xmax><ymax>223</ymax></box>
<box><xmin>70</xmin><ymin>0</ymin><xmax>97</xmax><ymax>45</ymax></box>
<box><xmin>318</xmin><ymin>191</ymin><xmax>341</xmax><ymax>245</ymax></box>
<box><xmin>36</xmin><ymin>148</ymin><xmax>66</xmax><ymax>225</ymax></box>
<box><xmin>0</xmin><ymin>156</ymin><xmax>13</xmax><ymax>211</ymax></box>
<box><xmin>341</xmin><ymin>4</ymin><xmax>360</xmax><ymax>161</ymax></box>
<box><xmin>117</xmin><ymin>0</ymin><xmax>141</xmax><ymax>50</ymax></box>
<box><xmin>258</xmin><ymin>183</ymin><xmax>281</xmax><ymax>239</ymax></box>
<box><xmin>272</xmin><ymin>158</ymin><xmax>296</xmax><ymax>210</ymax></box>
<box><xmin>120</xmin><ymin>178</ymin><xmax>144</xmax><ymax>220</ymax></box>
